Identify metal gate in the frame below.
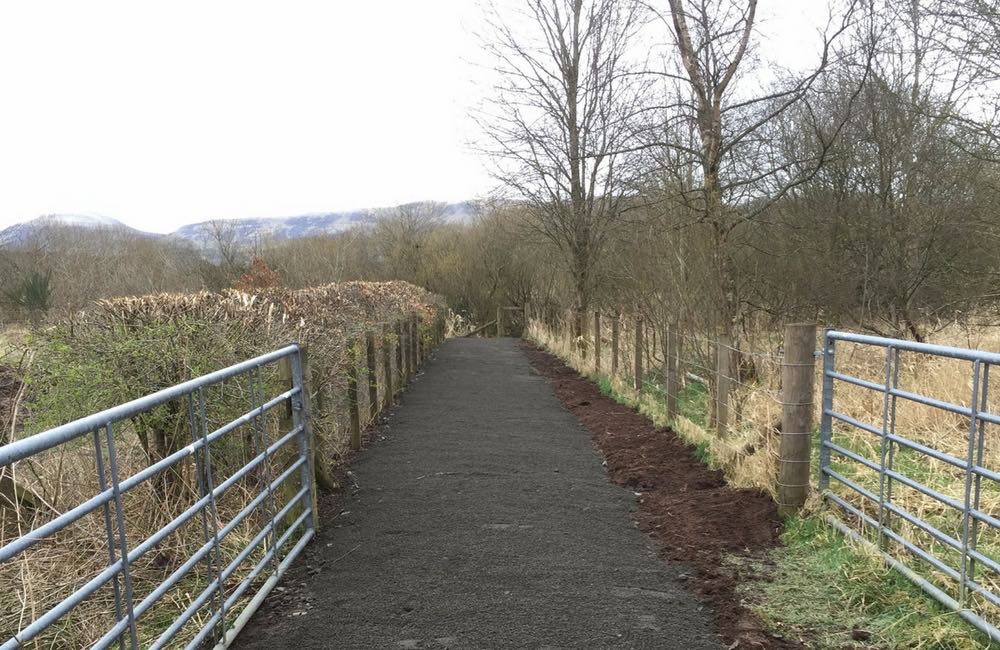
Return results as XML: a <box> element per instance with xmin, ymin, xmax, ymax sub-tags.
<box><xmin>0</xmin><ymin>344</ymin><xmax>316</xmax><ymax>649</ymax></box>
<box><xmin>821</xmin><ymin>330</ymin><xmax>1000</xmax><ymax>642</ymax></box>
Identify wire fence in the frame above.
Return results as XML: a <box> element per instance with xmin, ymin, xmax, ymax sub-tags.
<box><xmin>525</xmin><ymin>310</ymin><xmax>811</xmax><ymax>504</ymax></box>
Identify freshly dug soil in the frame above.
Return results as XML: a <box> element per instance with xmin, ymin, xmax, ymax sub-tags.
<box><xmin>522</xmin><ymin>342</ymin><xmax>802</xmax><ymax>650</ymax></box>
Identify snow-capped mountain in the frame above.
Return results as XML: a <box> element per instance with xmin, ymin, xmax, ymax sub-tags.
<box><xmin>0</xmin><ymin>214</ymin><xmax>152</xmax><ymax>247</ymax></box>
<box><xmin>0</xmin><ymin>202</ymin><xmax>479</xmax><ymax>251</ymax></box>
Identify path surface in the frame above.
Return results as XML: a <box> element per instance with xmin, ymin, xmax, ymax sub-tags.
<box><xmin>238</xmin><ymin>338</ymin><xmax>721</xmax><ymax>649</ymax></box>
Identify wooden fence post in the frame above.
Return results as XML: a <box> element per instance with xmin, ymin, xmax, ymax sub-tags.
<box><xmin>497</xmin><ymin>307</ymin><xmax>503</xmax><ymax>338</ymax></box>
<box><xmin>382</xmin><ymin>324</ymin><xmax>393</xmax><ymax>410</ymax></box>
<box><xmin>611</xmin><ymin>315</ymin><xmax>619</xmax><ymax>379</ymax></box>
<box><xmin>396</xmin><ymin>319</ymin><xmax>406</xmax><ymax>388</ymax></box>
<box><xmin>409</xmin><ymin>313</ymin><xmax>418</xmax><ymax>372</ymax></box>
<box><xmin>716</xmin><ymin>334</ymin><xmax>732</xmax><ymax>438</ymax></box>
<box><xmin>346</xmin><ymin>342</ymin><xmax>361</xmax><ymax>451</ymax></box>
<box><xmin>366</xmin><ymin>330</ymin><xmax>378</xmax><ymax>421</ymax></box>
<box><xmin>665</xmin><ymin>322</ymin><xmax>679</xmax><ymax>420</ymax></box>
<box><xmin>634</xmin><ymin>316</ymin><xmax>644</xmax><ymax>392</ymax></box>
<box><xmin>778</xmin><ymin>323</ymin><xmax>817</xmax><ymax>516</ymax></box>
<box><xmin>593</xmin><ymin>311</ymin><xmax>601</xmax><ymax>373</ymax></box>
<box><xmin>524</xmin><ymin>302</ymin><xmax>531</xmax><ymax>336</ymax></box>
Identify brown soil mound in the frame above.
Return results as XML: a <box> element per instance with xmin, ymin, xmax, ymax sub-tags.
<box><xmin>523</xmin><ymin>342</ymin><xmax>801</xmax><ymax>649</ymax></box>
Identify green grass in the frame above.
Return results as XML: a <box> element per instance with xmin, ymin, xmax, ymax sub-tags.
<box><xmin>677</xmin><ymin>380</ymin><xmax>709</xmax><ymax>427</ymax></box>
<box><xmin>744</xmin><ymin>515</ymin><xmax>996</xmax><ymax>649</ymax></box>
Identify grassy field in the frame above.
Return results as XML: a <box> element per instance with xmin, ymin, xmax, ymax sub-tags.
<box><xmin>528</xmin><ymin>320</ymin><xmax>998</xmax><ymax>648</ymax></box>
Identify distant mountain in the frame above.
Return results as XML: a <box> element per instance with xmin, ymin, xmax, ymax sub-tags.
<box><xmin>172</xmin><ymin>201</ymin><xmax>478</xmax><ymax>248</ymax></box>
<box><xmin>0</xmin><ymin>214</ymin><xmax>154</xmax><ymax>247</ymax></box>
<box><xmin>0</xmin><ymin>201</ymin><xmax>479</xmax><ymax>251</ymax></box>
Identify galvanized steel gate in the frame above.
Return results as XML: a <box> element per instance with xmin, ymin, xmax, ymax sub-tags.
<box><xmin>0</xmin><ymin>344</ymin><xmax>316</xmax><ymax>649</ymax></box>
<box><xmin>821</xmin><ymin>331</ymin><xmax>1000</xmax><ymax>642</ymax></box>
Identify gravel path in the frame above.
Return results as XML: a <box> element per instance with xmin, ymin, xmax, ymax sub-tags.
<box><xmin>237</xmin><ymin>337</ymin><xmax>721</xmax><ymax>649</ymax></box>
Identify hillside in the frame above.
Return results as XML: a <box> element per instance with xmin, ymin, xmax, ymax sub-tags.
<box><xmin>0</xmin><ymin>201</ymin><xmax>478</xmax><ymax>250</ymax></box>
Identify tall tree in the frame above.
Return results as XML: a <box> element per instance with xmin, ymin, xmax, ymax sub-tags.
<box><xmin>479</xmin><ymin>0</ymin><xmax>648</xmax><ymax>335</ymax></box>
<box><xmin>656</xmin><ymin>0</ymin><xmax>864</xmax><ymax>334</ymax></box>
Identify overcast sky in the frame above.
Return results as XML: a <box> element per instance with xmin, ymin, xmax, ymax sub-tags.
<box><xmin>0</xmin><ymin>1</ymin><xmax>829</xmax><ymax>233</ymax></box>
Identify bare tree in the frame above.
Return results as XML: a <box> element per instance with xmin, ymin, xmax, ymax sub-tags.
<box><xmin>478</xmin><ymin>0</ymin><xmax>650</xmax><ymax>336</ymax></box>
<box><xmin>654</xmin><ymin>0</ymin><xmax>865</xmax><ymax>334</ymax></box>
<box><xmin>201</xmin><ymin>219</ymin><xmax>247</xmax><ymax>282</ymax></box>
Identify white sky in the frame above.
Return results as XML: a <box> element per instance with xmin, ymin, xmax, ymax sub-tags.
<box><xmin>0</xmin><ymin>1</ymin><xmax>829</xmax><ymax>234</ymax></box>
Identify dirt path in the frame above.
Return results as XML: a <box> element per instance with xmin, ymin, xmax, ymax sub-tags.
<box><xmin>521</xmin><ymin>344</ymin><xmax>800</xmax><ymax>649</ymax></box>
<box><xmin>237</xmin><ymin>338</ymin><xmax>721</xmax><ymax>649</ymax></box>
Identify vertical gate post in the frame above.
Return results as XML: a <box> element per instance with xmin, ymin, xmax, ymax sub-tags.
<box><xmin>819</xmin><ymin>331</ymin><xmax>835</xmax><ymax>491</ymax></box>
<box><xmin>593</xmin><ymin>311</ymin><xmax>601</xmax><ymax>373</ymax></box>
<box><xmin>778</xmin><ymin>323</ymin><xmax>817</xmax><ymax>516</ymax></box>
<box><xmin>611</xmin><ymin>314</ymin><xmax>619</xmax><ymax>379</ymax></box>
<box><xmin>633</xmin><ymin>316</ymin><xmax>644</xmax><ymax>392</ymax></box>
<box><xmin>365</xmin><ymin>331</ymin><xmax>378</xmax><ymax>421</ymax></box>
<box><xmin>346</xmin><ymin>341</ymin><xmax>361</xmax><ymax>451</ymax></box>
<box><xmin>382</xmin><ymin>324</ymin><xmax>394</xmax><ymax>410</ymax></box>
<box><xmin>716</xmin><ymin>335</ymin><xmax>732</xmax><ymax>438</ymax></box>
<box><xmin>665</xmin><ymin>322</ymin><xmax>679</xmax><ymax>420</ymax></box>
<box><xmin>291</xmin><ymin>345</ymin><xmax>319</xmax><ymax>531</ymax></box>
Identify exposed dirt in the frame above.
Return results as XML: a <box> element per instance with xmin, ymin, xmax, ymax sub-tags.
<box><xmin>522</xmin><ymin>342</ymin><xmax>802</xmax><ymax>650</ymax></box>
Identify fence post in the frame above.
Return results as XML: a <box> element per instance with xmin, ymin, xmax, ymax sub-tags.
<box><xmin>410</xmin><ymin>313</ymin><xmax>419</xmax><ymax>371</ymax></box>
<box><xmin>497</xmin><ymin>307</ymin><xmax>503</xmax><ymax>338</ymax></box>
<box><xmin>366</xmin><ymin>330</ymin><xmax>378</xmax><ymax>421</ymax></box>
<box><xmin>524</xmin><ymin>302</ymin><xmax>531</xmax><ymax>336</ymax></box>
<box><xmin>382</xmin><ymin>324</ymin><xmax>393</xmax><ymax>410</ymax></box>
<box><xmin>634</xmin><ymin>316</ymin><xmax>644</xmax><ymax>392</ymax></box>
<box><xmin>346</xmin><ymin>342</ymin><xmax>361</xmax><ymax>451</ymax></box>
<box><xmin>778</xmin><ymin>323</ymin><xmax>817</xmax><ymax>516</ymax></box>
<box><xmin>716</xmin><ymin>334</ymin><xmax>732</xmax><ymax>438</ymax></box>
<box><xmin>611</xmin><ymin>314</ymin><xmax>619</xmax><ymax>379</ymax></box>
<box><xmin>665</xmin><ymin>322</ymin><xmax>679</xmax><ymax>420</ymax></box>
<box><xmin>290</xmin><ymin>346</ymin><xmax>319</xmax><ymax>532</ymax></box>
<box><xmin>396</xmin><ymin>319</ymin><xmax>406</xmax><ymax>388</ymax></box>
<box><xmin>593</xmin><ymin>311</ymin><xmax>601</xmax><ymax>373</ymax></box>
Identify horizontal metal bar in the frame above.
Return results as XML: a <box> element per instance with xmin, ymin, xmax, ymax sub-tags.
<box><xmin>826</xmin><ymin>409</ymin><xmax>883</xmax><ymax>437</ymax></box>
<box><xmin>827</xmin><ymin>370</ymin><xmax>885</xmax><ymax>392</ymax></box>
<box><xmin>0</xmin><ymin>488</ymin><xmax>113</xmax><ymax>562</ymax></box>
<box><xmin>884</xmin><ymin>433</ymin><xmax>967</xmax><ymax>471</ymax></box>
<box><xmin>826</xmin><ymin>513</ymin><xmax>1000</xmax><ymax>642</ymax></box>
<box><xmin>891</xmin><ymin>386</ymin><xmax>972</xmax><ymax>418</ymax></box>
<box><xmin>828</xmin><ymin>331</ymin><xmax>1000</xmax><ymax>365</ymax></box>
<box><xmin>0</xmin><ymin>344</ymin><xmax>299</xmax><ymax>465</ymax></box>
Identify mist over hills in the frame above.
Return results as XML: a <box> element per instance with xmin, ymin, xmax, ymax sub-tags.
<box><xmin>0</xmin><ymin>202</ymin><xmax>478</xmax><ymax>250</ymax></box>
